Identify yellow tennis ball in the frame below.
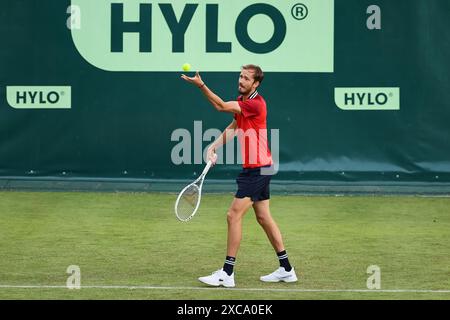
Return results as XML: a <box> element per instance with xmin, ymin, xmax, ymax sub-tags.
<box><xmin>182</xmin><ymin>63</ymin><xmax>191</xmax><ymax>72</ymax></box>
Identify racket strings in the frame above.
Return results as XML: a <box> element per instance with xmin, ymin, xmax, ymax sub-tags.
<box><xmin>176</xmin><ymin>184</ymin><xmax>200</xmax><ymax>221</ymax></box>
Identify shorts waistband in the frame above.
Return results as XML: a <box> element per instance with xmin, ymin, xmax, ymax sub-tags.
<box><xmin>241</xmin><ymin>165</ymin><xmax>272</xmax><ymax>173</ymax></box>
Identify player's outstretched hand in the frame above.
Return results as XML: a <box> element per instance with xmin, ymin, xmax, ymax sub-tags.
<box><xmin>181</xmin><ymin>71</ymin><xmax>204</xmax><ymax>88</ymax></box>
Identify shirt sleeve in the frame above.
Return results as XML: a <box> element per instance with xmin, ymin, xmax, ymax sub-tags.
<box><xmin>237</xmin><ymin>99</ymin><xmax>262</xmax><ymax>118</ymax></box>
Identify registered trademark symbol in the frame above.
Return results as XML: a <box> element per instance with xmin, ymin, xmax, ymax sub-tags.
<box><xmin>291</xmin><ymin>3</ymin><xmax>308</xmax><ymax>20</ymax></box>
<box><xmin>389</xmin><ymin>92</ymin><xmax>393</xmax><ymax>97</ymax></box>
<box><xmin>60</xmin><ymin>91</ymin><xmax>65</xmax><ymax>96</ymax></box>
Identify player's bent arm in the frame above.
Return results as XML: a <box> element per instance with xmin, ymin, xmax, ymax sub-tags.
<box><xmin>208</xmin><ymin>120</ymin><xmax>237</xmax><ymax>153</ymax></box>
<box><xmin>199</xmin><ymin>85</ymin><xmax>242</xmax><ymax>114</ymax></box>
<box><xmin>220</xmin><ymin>101</ymin><xmax>242</xmax><ymax>114</ymax></box>
<box><xmin>181</xmin><ymin>72</ymin><xmax>241</xmax><ymax>114</ymax></box>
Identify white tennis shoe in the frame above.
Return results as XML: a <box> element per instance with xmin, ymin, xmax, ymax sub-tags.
<box><xmin>198</xmin><ymin>269</ymin><xmax>235</xmax><ymax>288</ymax></box>
<box><xmin>260</xmin><ymin>267</ymin><xmax>298</xmax><ymax>283</ymax></box>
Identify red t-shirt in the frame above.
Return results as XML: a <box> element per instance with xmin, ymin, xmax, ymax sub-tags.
<box><xmin>234</xmin><ymin>91</ymin><xmax>273</xmax><ymax>168</ymax></box>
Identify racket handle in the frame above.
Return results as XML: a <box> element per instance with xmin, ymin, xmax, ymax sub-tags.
<box><xmin>202</xmin><ymin>160</ymin><xmax>213</xmax><ymax>176</ymax></box>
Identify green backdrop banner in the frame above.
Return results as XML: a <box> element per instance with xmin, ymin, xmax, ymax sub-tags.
<box><xmin>1</xmin><ymin>0</ymin><xmax>449</xmax><ymax>183</ymax></box>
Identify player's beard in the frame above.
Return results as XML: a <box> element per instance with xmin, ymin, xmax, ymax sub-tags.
<box><xmin>238</xmin><ymin>83</ymin><xmax>251</xmax><ymax>95</ymax></box>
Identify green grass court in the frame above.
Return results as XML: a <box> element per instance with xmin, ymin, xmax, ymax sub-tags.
<box><xmin>0</xmin><ymin>191</ymin><xmax>449</xmax><ymax>300</ymax></box>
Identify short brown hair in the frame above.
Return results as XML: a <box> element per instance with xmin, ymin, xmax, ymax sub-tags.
<box><xmin>242</xmin><ymin>64</ymin><xmax>264</xmax><ymax>85</ymax></box>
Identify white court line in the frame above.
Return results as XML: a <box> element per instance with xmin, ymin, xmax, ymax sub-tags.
<box><xmin>0</xmin><ymin>285</ymin><xmax>449</xmax><ymax>293</ymax></box>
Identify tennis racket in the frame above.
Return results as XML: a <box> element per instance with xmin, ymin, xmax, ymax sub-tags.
<box><xmin>175</xmin><ymin>160</ymin><xmax>213</xmax><ymax>222</ymax></box>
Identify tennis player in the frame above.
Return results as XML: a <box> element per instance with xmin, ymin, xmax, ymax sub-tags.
<box><xmin>181</xmin><ymin>65</ymin><xmax>297</xmax><ymax>287</ymax></box>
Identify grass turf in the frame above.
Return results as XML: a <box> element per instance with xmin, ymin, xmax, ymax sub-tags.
<box><xmin>0</xmin><ymin>191</ymin><xmax>449</xmax><ymax>300</ymax></box>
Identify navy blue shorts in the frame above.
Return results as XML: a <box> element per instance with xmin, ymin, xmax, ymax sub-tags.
<box><xmin>235</xmin><ymin>166</ymin><xmax>272</xmax><ymax>202</ymax></box>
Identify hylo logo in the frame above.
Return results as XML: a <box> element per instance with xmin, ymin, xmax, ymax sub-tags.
<box><xmin>335</xmin><ymin>88</ymin><xmax>400</xmax><ymax>111</ymax></box>
<box><xmin>70</xmin><ymin>0</ymin><xmax>334</xmax><ymax>72</ymax></box>
<box><xmin>6</xmin><ymin>87</ymin><xmax>72</xmax><ymax>109</ymax></box>
<box><xmin>110</xmin><ymin>3</ymin><xmax>287</xmax><ymax>54</ymax></box>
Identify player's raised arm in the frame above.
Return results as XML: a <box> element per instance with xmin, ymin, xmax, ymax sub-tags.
<box><xmin>181</xmin><ymin>72</ymin><xmax>242</xmax><ymax>114</ymax></box>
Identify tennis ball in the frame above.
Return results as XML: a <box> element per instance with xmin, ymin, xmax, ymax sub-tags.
<box><xmin>182</xmin><ymin>63</ymin><xmax>191</xmax><ymax>72</ymax></box>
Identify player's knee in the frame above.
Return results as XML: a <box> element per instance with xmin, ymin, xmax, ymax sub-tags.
<box><xmin>256</xmin><ymin>214</ymin><xmax>268</xmax><ymax>226</ymax></box>
<box><xmin>257</xmin><ymin>212</ymin><xmax>275</xmax><ymax>227</ymax></box>
<box><xmin>227</xmin><ymin>208</ymin><xmax>241</xmax><ymax>224</ymax></box>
